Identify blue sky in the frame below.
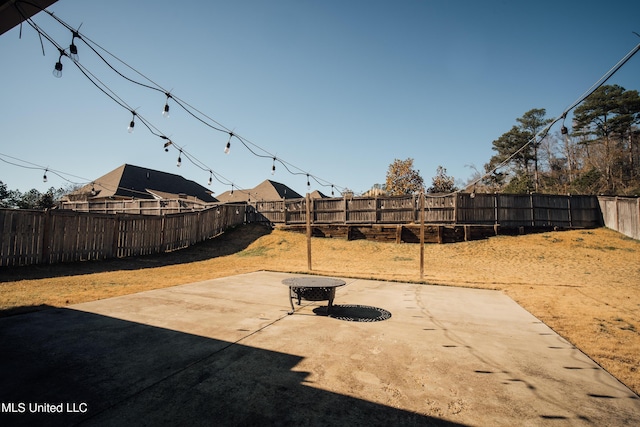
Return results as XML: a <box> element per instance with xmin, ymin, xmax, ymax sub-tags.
<box><xmin>1</xmin><ymin>0</ymin><xmax>639</xmax><ymax>197</ymax></box>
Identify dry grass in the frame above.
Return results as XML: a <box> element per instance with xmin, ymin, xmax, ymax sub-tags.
<box><xmin>1</xmin><ymin>224</ymin><xmax>638</xmax><ymax>395</ymax></box>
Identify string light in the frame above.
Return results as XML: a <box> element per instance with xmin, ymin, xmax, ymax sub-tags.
<box><xmin>14</xmin><ymin>3</ymin><xmax>348</xmax><ymax>195</ymax></box>
<box><xmin>561</xmin><ymin>113</ymin><xmax>568</xmax><ymax>135</ymax></box>
<box><xmin>127</xmin><ymin>111</ymin><xmax>136</xmax><ymax>133</ymax></box>
<box><xmin>43</xmin><ymin>168</ymin><xmax>48</xmax><ymax>182</ymax></box>
<box><xmin>224</xmin><ymin>132</ymin><xmax>232</xmax><ymax>154</ymax></box>
<box><xmin>271</xmin><ymin>157</ymin><xmax>276</xmax><ymax>175</ymax></box>
<box><xmin>52</xmin><ymin>50</ymin><xmax>64</xmax><ymax>78</ymax></box>
<box><xmin>162</xmin><ymin>93</ymin><xmax>170</xmax><ymax>118</ymax></box>
<box><xmin>176</xmin><ymin>149</ymin><xmax>182</xmax><ymax>167</ymax></box>
<box><xmin>69</xmin><ymin>29</ymin><xmax>80</xmax><ymax>61</ymax></box>
<box><xmin>163</xmin><ymin>140</ymin><xmax>172</xmax><ymax>152</ymax></box>
<box><xmin>208</xmin><ymin>171</ymin><xmax>213</xmax><ymax>186</ymax></box>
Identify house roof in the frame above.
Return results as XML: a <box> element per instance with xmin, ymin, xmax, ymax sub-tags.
<box><xmin>68</xmin><ymin>164</ymin><xmax>217</xmax><ymax>203</ymax></box>
<box><xmin>216</xmin><ymin>179</ymin><xmax>303</xmax><ymax>203</ymax></box>
<box><xmin>309</xmin><ymin>190</ymin><xmax>328</xmax><ymax>199</ymax></box>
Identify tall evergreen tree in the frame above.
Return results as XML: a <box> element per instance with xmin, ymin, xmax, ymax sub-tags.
<box><xmin>573</xmin><ymin>84</ymin><xmax>640</xmax><ymax>193</ymax></box>
<box><xmin>516</xmin><ymin>108</ymin><xmax>553</xmax><ymax>191</ymax></box>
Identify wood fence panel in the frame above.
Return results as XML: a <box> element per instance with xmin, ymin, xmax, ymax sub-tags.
<box><xmin>497</xmin><ymin>194</ymin><xmax>532</xmax><ymax>227</ymax></box>
<box><xmin>455</xmin><ymin>193</ymin><xmax>496</xmax><ymax>224</ymax></box>
<box><xmin>531</xmin><ymin>194</ymin><xmax>570</xmax><ymax>227</ymax></box>
<box><xmin>379</xmin><ymin>196</ymin><xmax>415</xmax><ymax>223</ymax></box>
<box><xmin>598</xmin><ymin>196</ymin><xmax>639</xmax><ymax>239</ymax></box>
<box><xmin>162</xmin><ymin>214</ymin><xmax>188</xmax><ymax>252</ymax></box>
<box><xmin>346</xmin><ymin>198</ymin><xmax>377</xmax><ymax>223</ymax></box>
<box><xmin>60</xmin><ymin>199</ymin><xmax>210</xmax><ymax>215</ymax></box>
<box><xmin>0</xmin><ymin>209</ymin><xmax>43</xmax><ymax>266</ymax></box>
<box><xmin>423</xmin><ymin>196</ymin><xmax>455</xmax><ymax>223</ymax></box>
<box><xmin>313</xmin><ymin>198</ymin><xmax>345</xmax><ymax>223</ymax></box>
<box><xmin>616</xmin><ymin>198</ymin><xmax>638</xmax><ymax>239</ymax></box>
<box><xmin>256</xmin><ymin>200</ymin><xmax>286</xmax><ymax>224</ymax></box>
<box><xmin>598</xmin><ymin>197</ymin><xmax>617</xmax><ymax>228</ymax></box>
<box><xmin>0</xmin><ymin>205</ymin><xmax>245</xmax><ymax>267</ymax></box>
<box><xmin>570</xmin><ymin>196</ymin><xmax>602</xmax><ymax>228</ymax></box>
<box><xmin>284</xmin><ymin>199</ymin><xmax>305</xmax><ymax>224</ymax></box>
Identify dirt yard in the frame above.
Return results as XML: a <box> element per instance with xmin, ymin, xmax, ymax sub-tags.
<box><xmin>1</xmin><ymin>224</ymin><xmax>638</xmax><ymax>395</ymax></box>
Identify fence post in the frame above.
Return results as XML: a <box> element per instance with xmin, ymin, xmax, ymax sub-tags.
<box><xmin>637</xmin><ymin>198</ymin><xmax>640</xmax><ymax>239</ymax></box>
<box><xmin>341</xmin><ymin>195</ymin><xmax>346</xmax><ymax>223</ymax></box>
<box><xmin>40</xmin><ymin>209</ymin><xmax>52</xmax><ymax>264</ymax></box>
<box><xmin>530</xmin><ymin>193</ymin><xmax>535</xmax><ymax>227</ymax></box>
<box><xmin>453</xmin><ymin>193</ymin><xmax>458</xmax><ymax>224</ymax></box>
<box><xmin>420</xmin><ymin>191</ymin><xmax>425</xmax><ymax>279</ymax></box>
<box><xmin>111</xmin><ymin>213</ymin><xmax>120</xmax><ymax>258</ymax></box>
<box><xmin>283</xmin><ymin>199</ymin><xmax>288</xmax><ymax>225</ymax></box>
<box><xmin>494</xmin><ymin>193</ymin><xmax>499</xmax><ymax>226</ymax></box>
<box><xmin>161</xmin><ymin>215</ymin><xmax>166</xmax><ymax>252</ymax></box>
<box><xmin>305</xmin><ymin>193</ymin><xmax>312</xmax><ymax>270</ymax></box>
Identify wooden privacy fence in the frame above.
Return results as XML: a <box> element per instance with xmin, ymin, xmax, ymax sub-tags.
<box><xmin>248</xmin><ymin>193</ymin><xmax>603</xmax><ymax>228</ymax></box>
<box><xmin>0</xmin><ymin>193</ymin><xmax>616</xmax><ymax>268</ymax></box>
<box><xmin>0</xmin><ymin>205</ymin><xmax>244</xmax><ymax>267</ymax></box>
<box><xmin>598</xmin><ymin>196</ymin><xmax>640</xmax><ymax>240</ymax></box>
<box><xmin>60</xmin><ymin>198</ymin><xmax>211</xmax><ymax>215</ymax></box>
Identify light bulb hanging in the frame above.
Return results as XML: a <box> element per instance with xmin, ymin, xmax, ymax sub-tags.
<box><xmin>162</xmin><ymin>93</ymin><xmax>170</xmax><ymax>118</ymax></box>
<box><xmin>43</xmin><ymin>168</ymin><xmax>48</xmax><ymax>183</ymax></box>
<box><xmin>127</xmin><ymin>111</ymin><xmax>136</xmax><ymax>133</ymax></box>
<box><xmin>224</xmin><ymin>132</ymin><xmax>233</xmax><ymax>154</ymax></box>
<box><xmin>176</xmin><ymin>150</ymin><xmax>182</xmax><ymax>167</ymax></box>
<box><xmin>306</xmin><ymin>174</ymin><xmax>311</xmax><ymax>190</ymax></box>
<box><xmin>52</xmin><ymin>50</ymin><xmax>64</xmax><ymax>78</ymax></box>
<box><xmin>561</xmin><ymin>113</ymin><xmax>569</xmax><ymax>136</ymax></box>
<box><xmin>271</xmin><ymin>157</ymin><xmax>276</xmax><ymax>175</ymax></box>
<box><xmin>163</xmin><ymin>140</ymin><xmax>172</xmax><ymax>152</ymax></box>
<box><xmin>208</xmin><ymin>171</ymin><xmax>213</xmax><ymax>186</ymax></box>
<box><xmin>230</xmin><ymin>184</ymin><xmax>234</xmax><ymax>195</ymax></box>
<box><xmin>69</xmin><ymin>30</ymin><xmax>80</xmax><ymax>61</ymax></box>
<box><xmin>331</xmin><ymin>185</ymin><xmax>334</xmax><ymax>196</ymax></box>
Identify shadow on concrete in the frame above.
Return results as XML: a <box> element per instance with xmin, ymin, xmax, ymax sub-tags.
<box><xmin>0</xmin><ymin>223</ymin><xmax>272</xmax><ymax>283</ymax></box>
<box><xmin>0</xmin><ymin>307</ymin><xmax>467</xmax><ymax>426</ymax></box>
<box><xmin>313</xmin><ymin>304</ymin><xmax>392</xmax><ymax>322</ymax></box>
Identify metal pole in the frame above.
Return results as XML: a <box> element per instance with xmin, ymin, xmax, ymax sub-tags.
<box><xmin>306</xmin><ymin>193</ymin><xmax>312</xmax><ymax>271</ymax></box>
<box><xmin>420</xmin><ymin>191</ymin><xmax>425</xmax><ymax>279</ymax></box>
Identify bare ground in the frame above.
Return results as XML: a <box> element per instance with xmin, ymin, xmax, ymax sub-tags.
<box><xmin>1</xmin><ymin>224</ymin><xmax>638</xmax><ymax>395</ymax></box>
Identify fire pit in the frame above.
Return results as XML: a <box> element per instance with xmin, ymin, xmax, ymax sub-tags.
<box><xmin>282</xmin><ymin>277</ymin><xmax>346</xmax><ymax>315</ymax></box>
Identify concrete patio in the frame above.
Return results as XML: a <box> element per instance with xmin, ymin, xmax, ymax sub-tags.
<box><xmin>1</xmin><ymin>271</ymin><xmax>638</xmax><ymax>426</ymax></box>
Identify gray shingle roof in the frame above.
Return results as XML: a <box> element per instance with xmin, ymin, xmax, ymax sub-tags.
<box><xmin>67</xmin><ymin>164</ymin><xmax>217</xmax><ymax>203</ymax></box>
<box><xmin>216</xmin><ymin>179</ymin><xmax>303</xmax><ymax>202</ymax></box>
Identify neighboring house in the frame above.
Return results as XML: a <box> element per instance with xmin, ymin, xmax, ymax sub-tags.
<box><xmin>64</xmin><ymin>164</ymin><xmax>217</xmax><ymax>204</ymax></box>
<box><xmin>309</xmin><ymin>190</ymin><xmax>329</xmax><ymax>199</ymax></box>
<box><xmin>362</xmin><ymin>186</ymin><xmax>387</xmax><ymax>197</ymax></box>
<box><xmin>216</xmin><ymin>179</ymin><xmax>303</xmax><ymax>203</ymax></box>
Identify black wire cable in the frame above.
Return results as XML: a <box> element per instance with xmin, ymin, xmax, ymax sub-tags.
<box><xmin>14</xmin><ymin>1</ymin><xmax>345</xmax><ymax>193</ymax></box>
<box><xmin>460</xmin><ymin>39</ymin><xmax>640</xmax><ymax>197</ymax></box>
<box><xmin>12</xmin><ymin>4</ymin><xmax>249</xmax><ymax>193</ymax></box>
